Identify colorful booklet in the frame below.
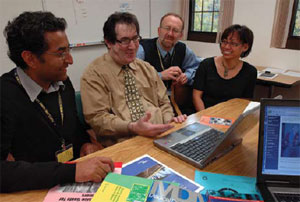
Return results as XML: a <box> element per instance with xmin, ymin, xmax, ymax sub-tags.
<box><xmin>42</xmin><ymin>162</ymin><xmax>122</xmax><ymax>202</ymax></box>
<box><xmin>92</xmin><ymin>173</ymin><xmax>205</xmax><ymax>202</ymax></box>
<box><xmin>91</xmin><ymin>173</ymin><xmax>153</xmax><ymax>202</ymax></box>
<box><xmin>199</xmin><ymin>115</ymin><xmax>235</xmax><ymax>129</ymax></box>
<box><xmin>148</xmin><ymin>180</ymin><xmax>205</xmax><ymax>202</ymax></box>
<box><xmin>122</xmin><ymin>154</ymin><xmax>203</xmax><ymax>192</ymax></box>
<box><xmin>194</xmin><ymin>171</ymin><xmax>263</xmax><ymax>202</ymax></box>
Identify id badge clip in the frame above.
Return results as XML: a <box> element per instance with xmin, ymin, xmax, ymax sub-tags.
<box><xmin>55</xmin><ymin>144</ymin><xmax>73</xmax><ymax>163</ymax></box>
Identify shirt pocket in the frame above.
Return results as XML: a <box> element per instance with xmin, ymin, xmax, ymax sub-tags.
<box><xmin>140</xmin><ymin>86</ymin><xmax>158</xmax><ymax>107</ymax></box>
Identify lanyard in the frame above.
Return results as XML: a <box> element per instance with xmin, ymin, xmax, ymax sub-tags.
<box><xmin>14</xmin><ymin>70</ymin><xmax>66</xmax><ymax>149</ymax></box>
<box><xmin>35</xmin><ymin>94</ymin><xmax>64</xmax><ymax>127</ymax></box>
<box><xmin>156</xmin><ymin>44</ymin><xmax>175</xmax><ymax>71</ymax></box>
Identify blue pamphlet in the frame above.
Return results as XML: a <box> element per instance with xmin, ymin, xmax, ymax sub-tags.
<box><xmin>194</xmin><ymin>171</ymin><xmax>263</xmax><ymax>201</ymax></box>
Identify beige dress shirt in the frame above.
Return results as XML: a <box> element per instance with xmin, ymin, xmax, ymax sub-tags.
<box><xmin>81</xmin><ymin>53</ymin><xmax>174</xmax><ymax>146</ymax></box>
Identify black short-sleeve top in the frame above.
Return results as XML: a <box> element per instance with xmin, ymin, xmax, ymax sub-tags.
<box><xmin>193</xmin><ymin>57</ymin><xmax>257</xmax><ymax>108</ymax></box>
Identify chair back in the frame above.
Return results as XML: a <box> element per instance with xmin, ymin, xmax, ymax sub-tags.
<box><xmin>75</xmin><ymin>91</ymin><xmax>90</xmax><ymax>129</ymax></box>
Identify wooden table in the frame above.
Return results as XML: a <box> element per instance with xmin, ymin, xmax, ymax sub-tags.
<box><xmin>256</xmin><ymin>66</ymin><xmax>300</xmax><ymax>97</ymax></box>
<box><xmin>0</xmin><ymin>98</ymin><xmax>260</xmax><ymax>202</ymax></box>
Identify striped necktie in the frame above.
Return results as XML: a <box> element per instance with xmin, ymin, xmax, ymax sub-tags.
<box><xmin>123</xmin><ymin>65</ymin><xmax>145</xmax><ymax>122</ymax></box>
<box><xmin>163</xmin><ymin>52</ymin><xmax>171</xmax><ymax>68</ymax></box>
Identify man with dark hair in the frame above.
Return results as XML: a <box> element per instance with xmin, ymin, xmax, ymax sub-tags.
<box><xmin>0</xmin><ymin>11</ymin><xmax>114</xmax><ymax>193</ymax></box>
<box><xmin>81</xmin><ymin>12</ymin><xmax>186</xmax><ymax>147</ymax></box>
<box><xmin>137</xmin><ymin>13</ymin><xmax>201</xmax><ymax>89</ymax></box>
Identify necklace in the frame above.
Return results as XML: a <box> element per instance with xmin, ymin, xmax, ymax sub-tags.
<box><xmin>221</xmin><ymin>59</ymin><xmax>239</xmax><ymax>77</ymax></box>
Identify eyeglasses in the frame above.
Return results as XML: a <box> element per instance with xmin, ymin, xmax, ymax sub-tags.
<box><xmin>116</xmin><ymin>35</ymin><xmax>141</xmax><ymax>46</ymax></box>
<box><xmin>45</xmin><ymin>47</ymin><xmax>73</xmax><ymax>60</ymax></box>
<box><xmin>160</xmin><ymin>26</ymin><xmax>182</xmax><ymax>35</ymax></box>
<box><xmin>220</xmin><ymin>40</ymin><xmax>242</xmax><ymax>47</ymax></box>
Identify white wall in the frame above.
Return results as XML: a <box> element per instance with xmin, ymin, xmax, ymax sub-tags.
<box><xmin>67</xmin><ymin>0</ymin><xmax>182</xmax><ymax>91</ymax></box>
<box><xmin>150</xmin><ymin>0</ymin><xmax>182</xmax><ymax>36</ymax></box>
<box><xmin>185</xmin><ymin>0</ymin><xmax>300</xmax><ymax>72</ymax></box>
<box><xmin>1</xmin><ymin>0</ymin><xmax>299</xmax><ymax>91</ymax></box>
<box><xmin>0</xmin><ymin>0</ymin><xmax>181</xmax><ymax>91</ymax></box>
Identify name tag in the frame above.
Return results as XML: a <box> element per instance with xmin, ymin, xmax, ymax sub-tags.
<box><xmin>55</xmin><ymin>144</ymin><xmax>73</xmax><ymax>163</ymax></box>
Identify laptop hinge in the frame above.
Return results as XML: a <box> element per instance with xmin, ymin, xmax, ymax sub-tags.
<box><xmin>265</xmin><ymin>180</ymin><xmax>290</xmax><ymax>184</ymax></box>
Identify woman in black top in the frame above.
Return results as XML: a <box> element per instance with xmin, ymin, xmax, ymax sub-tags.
<box><xmin>193</xmin><ymin>24</ymin><xmax>257</xmax><ymax>111</ymax></box>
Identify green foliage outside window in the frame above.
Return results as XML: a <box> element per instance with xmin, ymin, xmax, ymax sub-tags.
<box><xmin>292</xmin><ymin>1</ymin><xmax>300</xmax><ymax>36</ymax></box>
<box><xmin>192</xmin><ymin>0</ymin><xmax>220</xmax><ymax>32</ymax></box>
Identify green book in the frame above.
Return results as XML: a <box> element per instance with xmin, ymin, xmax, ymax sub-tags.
<box><xmin>91</xmin><ymin>173</ymin><xmax>153</xmax><ymax>202</ymax></box>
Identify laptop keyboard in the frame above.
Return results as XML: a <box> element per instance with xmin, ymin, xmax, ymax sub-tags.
<box><xmin>170</xmin><ymin>129</ymin><xmax>223</xmax><ymax>162</ymax></box>
<box><xmin>274</xmin><ymin>193</ymin><xmax>300</xmax><ymax>202</ymax></box>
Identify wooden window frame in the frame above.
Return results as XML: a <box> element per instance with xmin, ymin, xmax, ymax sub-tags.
<box><xmin>188</xmin><ymin>0</ymin><xmax>218</xmax><ymax>43</ymax></box>
<box><xmin>286</xmin><ymin>0</ymin><xmax>300</xmax><ymax>50</ymax></box>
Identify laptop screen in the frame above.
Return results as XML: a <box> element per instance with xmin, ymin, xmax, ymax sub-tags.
<box><xmin>262</xmin><ymin>105</ymin><xmax>300</xmax><ymax>176</ymax></box>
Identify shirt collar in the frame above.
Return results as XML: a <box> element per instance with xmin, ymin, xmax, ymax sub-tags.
<box><xmin>105</xmin><ymin>53</ymin><xmax>137</xmax><ymax>76</ymax></box>
<box><xmin>156</xmin><ymin>38</ymin><xmax>175</xmax><ymax>58</ymax></box>
<box><xmin>16</xmin><ymin>67</ymin><xmax>65</xmax><ymax>102</ymax></box>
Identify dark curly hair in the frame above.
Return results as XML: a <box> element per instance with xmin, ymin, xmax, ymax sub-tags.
<box><xmin>3</xmin><ymin>11</ymin><xmax>67</xmax><ymax>69</ymax></box>
<box><xmin>103</xmin><ymin>12</ymin><xmax>139</xmax><ymax>44</ymax></box>
<box><xmin>221</xmin><ymin>24</ymin><xmax>254</xmax><ymax>58</ymax></box>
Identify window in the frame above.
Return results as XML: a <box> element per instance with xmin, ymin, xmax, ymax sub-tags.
<box><xmin>286</xmin><ymin>0</ymin><xmax>300</xmax><ymax>50</ymax></box>
<box><xmin>188</xmin><ymin>0</ymin><xmax>220</xmax><ymax>42</ymax></box>
<box><xmin>271</xmin><ymin>0</ymin><xmax>299</xmax><ymax>50</ymax></box>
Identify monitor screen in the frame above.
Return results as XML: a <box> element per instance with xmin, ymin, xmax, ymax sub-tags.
<box><xmin>262</xmin><ymin>105</ymin><xmax>300</xmax><ymax>176</ymax></box>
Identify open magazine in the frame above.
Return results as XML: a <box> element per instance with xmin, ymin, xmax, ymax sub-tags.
<box><xmin>122</xmin><ymin>154</ymin><xmax>203</xmax><ymax>192</ymax></box>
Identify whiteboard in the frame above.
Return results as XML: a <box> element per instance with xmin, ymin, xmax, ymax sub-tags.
<box><xmin>42</xmin><ymin>0</ymin><xmax>151</xmax><ymax>46</ymax></box>
<box><xmin>0</xmin><ymin>0</ymin><xmax>43</xmax><ymax>74</ymax></box>
<box><xmin>0</xmin><ymin>0</ymin><xmax>151</xmax><ymax>75</ymax></box>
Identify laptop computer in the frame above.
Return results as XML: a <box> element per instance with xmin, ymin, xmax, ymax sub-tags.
<box><xmin>256</xmin><ymin>99</ymin><xmax>300</xmax><ymax>202</ymax></box>
<box><xmin>154</xmin><ymin>101</ymin><xmax>260</xmax><ymax>169</ymax></box>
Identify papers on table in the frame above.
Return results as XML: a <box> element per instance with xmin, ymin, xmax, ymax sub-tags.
<box><xmin>258</xmin><ymin>71</ymin><xmax>278</xmax><ymax>79</ymax></box>
<box><xmin>263</xmin><ymin>67</ymin><xmax>286</xmax><ymax>74</ymax></box>
<box><xmin>243</xmin><ymin>101</ymin><xmax>260</xmax><ymax>114</ymax></box>
<box><xmin>283</xmin><ymin>70</ymin><xmax>300</xmax><ymax>78</ymax></box>
<box><xmin>122</xmin><ymin>154</ymin><xmax>204</xmax><ymax>192</ymax></box>
<box><xmin>258</xmin><ymin>67</ymin><xmax>300</xmax><ymax>79</ymax></box>
<box><xmin>42</xmin><ymin>162</ymin><xmax>122</xmax><ymax>202</ymax></box>
<box><xmin>194</xmin><ymin>171</ymin><xmax>264</xmax><ymax>201</ymax></box>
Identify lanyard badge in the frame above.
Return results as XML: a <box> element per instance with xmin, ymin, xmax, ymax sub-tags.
<box><xmin>15</xmin><ymin>70</ymin><xmax>73</xmax><ymax>162</ymax></box>
<box><xmin>55</xmin><ymin>144</ymin><xmax>74</xmax><ymax>163</ymax></box>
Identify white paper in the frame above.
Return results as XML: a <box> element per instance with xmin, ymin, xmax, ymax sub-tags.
<box><xmin>263</xmin><ymin>67</ymin><xmax>286</xmax><ymax>74</ymax></box>
<box><xmin>282</xmin><ymin>70</ymin><xmax>300</xmax><ymax>78</ymax></box>
<box><xmin>243</xmin><ymin>101</ymin><xmax>260</xmax><ymax>114</ymax></box>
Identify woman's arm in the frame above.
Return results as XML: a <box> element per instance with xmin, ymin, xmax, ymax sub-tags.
<box><xmin>193</xmin><ymin>89</ymin><xmax>205</xmax><ymax>112</ymax></box>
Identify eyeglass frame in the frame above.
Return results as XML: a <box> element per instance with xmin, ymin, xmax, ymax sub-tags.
<box><xmin>160</xmin><ymin>26</ymin><xmax>182</xmax><ymax>35</ymax></box>
<box><xmin>115</xmin><ymin>35</ymin><xmax>141</xmax><ymax>46</ymax></box>
<box><xmin>44</xmin><ymin>46</ymin><xmax>73</xmax><ymax>60</ymax></box>
<box><xmin>220</xmin><ymin>40</ymin><xmax>242</xmax><ymax>47</ymax></box>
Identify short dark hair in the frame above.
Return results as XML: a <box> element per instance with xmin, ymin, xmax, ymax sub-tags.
<box><xmin>3</xmin><ymin>11</ymin><xmax>67</xmax><ymax>69</ymax></box>
<box><xmin>103</xmin><ymin>12</ymin><xmax>140</xmax><ymax>44</ymax></box>
<box><xmin>160</xmin><ymin>13</ymin><xmax>184</xmax><ymax>31</ymax></box>
<box><xmin>221</xmin><ymin>24</ymin><xmax>254</xmax><ymax>58</ymax></box>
